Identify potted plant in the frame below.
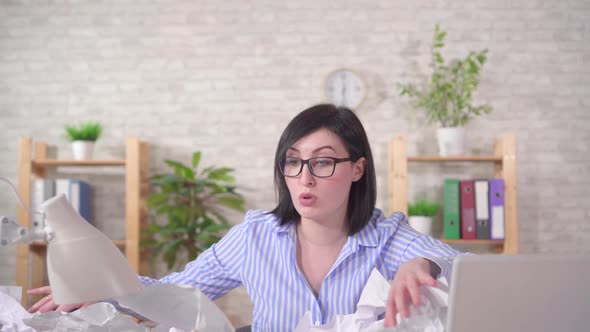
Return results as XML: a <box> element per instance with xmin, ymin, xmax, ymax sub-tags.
<box><xmin>399</xmin><ymin>24</ymin><xmax>493</xmax><ymax>156</ymax></box>
<box><xmin>407</xmin><ymin>199</ymin><xmax>440</xmax><ymax>236</ymax></box>
<box><xmin>142</xmin><ymin>150</ymin><xmax>245</xmax><ymax>271</ymax></box>
<box><xmin>65</xmin><ymin>121</ymin><xmax>103</xmax><ymax>160</ymax></box>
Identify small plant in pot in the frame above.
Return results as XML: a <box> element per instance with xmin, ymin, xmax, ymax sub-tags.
<box><xmin>65</xmin><ymin>121</ymin><xmax>102</xmax><ymax>160</ymax></box>
<box><xmin>142</xmin><ymin>150</ymin><xmax>245</xmax><ymax>271</ymax></box>
<box><xmin>407</xmin><ymin>199</ymin><xmax>441</xmax><ymax>236</ymax></box>
<box><xmin>399</xmin><ymin>24</ymin><xmax>493</xmax><ymax>156</ymax></box>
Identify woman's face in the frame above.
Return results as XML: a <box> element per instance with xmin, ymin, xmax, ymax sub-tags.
<box><xmin>284</xmin><ymin>128</ymin><xmax>365</xmax><ymax>225</ymax></box>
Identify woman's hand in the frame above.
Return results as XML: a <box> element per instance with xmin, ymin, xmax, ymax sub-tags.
<box><xmin>27</xmin><ymin>286</ymin><xmax>92</xmax><ymax>313</ymax></box>
<box><xmin>384</xmin><ymin>257</ymin><xmax>436</xmax><ymax>327</ymax></box>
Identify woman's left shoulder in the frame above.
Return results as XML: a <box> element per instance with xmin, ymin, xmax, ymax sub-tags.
<box><xmin>372</xmin><ymin>209</ymin><xmax>408</xmax><ymax>229</ymax></box>
<box><xmin>240</xmin><ymin>209</ymin><xmax>281</xmax><ymax>227</ymax></box>
<box><xmin>366</xmin><ymin>209</ymin><xmax>415</xmax><ymax>243</ymax></box>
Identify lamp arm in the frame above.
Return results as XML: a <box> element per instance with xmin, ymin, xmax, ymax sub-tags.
<box><xmin>0</xmin><ymin>176</ymin><xmax>49</xmax><ymax>245</ymax></box>
<box><xmin>0</xmin><ymin>216</ymin><xmax>49</xmax><ymax>245</ymax></box>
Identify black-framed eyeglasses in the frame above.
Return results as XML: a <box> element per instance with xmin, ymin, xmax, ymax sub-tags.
<box><xmin>279</xmin><ymin>156</ymin><xmax>353</xmax><ymax>178</ymax></box>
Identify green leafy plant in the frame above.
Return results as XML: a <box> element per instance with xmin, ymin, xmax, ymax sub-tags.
<box><xmin>399</xmin><ymin>24</ymin><xmax>493</xmax><ymax>127</ymax></box>
<box><xmin>65</xmin><ymin>122</ymin><xmax>103</xmax><ymax>142</ymax></box>
<box><xmin>142</xmin><ymin>151</ymin><xmax>245</xmax><ymax>270</ymax></box>
<box><xmin>408</xmin><ymin>199</ymin><xmax>440</xmax><ymax>217</ymax></box>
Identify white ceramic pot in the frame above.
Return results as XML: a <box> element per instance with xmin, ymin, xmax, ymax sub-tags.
<box><xmin>408</xmin><ymin>216</ymin><xmax>433</xmax><ymax>235</ymax></box>
<box><xmin>72</xmin><ymin>141</ymin><xmax>95</xmax><ymax>160</ymax></box>
<box><xmin>436</xmin><ymin>127</ymin><xmax>465</xmax><ymax>156</ymax></box>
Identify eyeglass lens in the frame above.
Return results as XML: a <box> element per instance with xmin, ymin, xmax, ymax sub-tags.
<box><xmin>282</xmin><ymin>157</ymin><xmax>336</xmax><ymax>177</ymax></box>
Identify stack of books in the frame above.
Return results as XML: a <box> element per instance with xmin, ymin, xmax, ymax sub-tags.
<box><xmin>31</xmin><ymin>179</ymin><xmax>92</xmax><ymax>232</ymax></box>
<box><xmin>443</xmin><ymin>178</ymin><xmax>505</xmax><ymax>240</ymax></box>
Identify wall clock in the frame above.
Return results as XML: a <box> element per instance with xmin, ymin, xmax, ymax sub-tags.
<box><xmin>323</xmin><ymin>68</ymin><xmax>367</xmax><ymax>109</ymax></box>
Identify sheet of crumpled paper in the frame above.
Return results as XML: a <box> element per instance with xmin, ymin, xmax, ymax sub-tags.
<box><xmin>23</xmin><ymin>303</ymin><xmax>145</xmax><ymax>332</ymax></box>
<box><xmin>385</xmin><ymin>279</ymin><xmax>448</xmax><ymax>332</ymax></box>
<box><xmin>2</xmin><ymin>300</ymin><xmax>170</xmax><ymax>332</ymax></box>
<box><xmin>0</xmin><ymin>287</ymin><xmax>35</xmax><ymax>332</ymax></box>
<box><xmin>0</xmin><ymin>284</ymin><xmax>233</xmax><ymax>332</ymax></box>
<box><xmin>0</xmin><ymin>289</ymin><xmax>142</xmax><ymax>332</ymax></box>
<box><xmin>116</xmin><ymin>283</ymin><xmax>234</xmax><ymax>332</ymax></box>
<box><xmin>0</xmin><ymin>286</ymin><xmax>23</xmax><ymax>303</ymax></box>
<box><xmin>294</xmin><ymin>269</ymin><xmax>449</xmax><ymax>332</ymax></box>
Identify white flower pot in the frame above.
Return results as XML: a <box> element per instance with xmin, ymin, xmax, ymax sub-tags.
<box><xmin>72</xmin><ymin>141</ymin><xmax>95</xmax><ymax>160</ymax></box>
<box><xmin>436</xmin><ymin>127</ymin><xmax>465</xmax><ymax>156</ymax></box>
<box><xmin>408</xmin><ymin>216</ymin><xmax>433</xmax><ymax>235</ymax></box>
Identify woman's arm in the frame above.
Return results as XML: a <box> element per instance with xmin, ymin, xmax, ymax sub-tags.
<box><xmin>396</xmin><ymin>231</ymin><xmax>464</xmax><ymax>281</ymax></box>
<box><xmin>383</xmin><ymin>213</ymin><xmax>467</xmax><ymax>327</ymax></box>
<box><xmin>140</xmin><ymin>212</ymin><xmax>251</xmax><ymax>300</ymax></box>
<box><xmin>29</xmin><ymin>211</ymin><xmax>252</xmax><ymax>313</ymax></box>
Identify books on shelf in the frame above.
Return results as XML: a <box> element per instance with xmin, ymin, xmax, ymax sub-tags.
<box><xmin>460</xmin><ymin>180</ymin><xmax>476</xmax><ymax>240</ymax></box>
<box><xmin>31</xmin><ymin>179</ymin><xmax>55</xmax><ymax>232</ymax></box>
<box><xmin>474</xmin><ymin>180</ymin><xmax>491</xmax><ymax>239</ymax></box>
<box><xmin>443</xmin><ymin>179</ymin><xmax>461</xmax><ymax>240</ymax></box>
<box><xmin>443</xmin><ymin>178</ymin><xmax>505</xmax><ymax>240</ymax></box>
<box><xmin>31</xmin><ymin>179</ymin><xmax>93</xmax><ymax>224</ymax></box>
<box><xmin>489</xmin><ymin>179</ymin><xmax>505</xmax><ymax>240</ymax></box>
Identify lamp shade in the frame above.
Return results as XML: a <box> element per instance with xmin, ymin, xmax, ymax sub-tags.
<box><xmin>42</xmin><ymin>194</ymin><xmax>142</xmax><ymax>304</ymax></box>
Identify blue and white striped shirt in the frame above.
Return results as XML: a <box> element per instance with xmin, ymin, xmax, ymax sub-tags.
<box><xmin>140</xmin><ymin>208</ymin><xmax>463</xmax><ymax>331</ymax></box>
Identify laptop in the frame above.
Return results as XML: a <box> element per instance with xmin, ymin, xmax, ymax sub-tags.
<box><xmin>447</xmin><ymin>254</ymin><xmax>590</xmax><ymax>332</ymax></box>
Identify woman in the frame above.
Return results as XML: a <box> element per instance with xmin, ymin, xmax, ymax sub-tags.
<box><xmin>29</xmin><ymin>104</ymin><xmax>463</xmax><ymax>330</ymax></box>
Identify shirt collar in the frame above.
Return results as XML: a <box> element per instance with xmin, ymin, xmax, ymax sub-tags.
<box><xmin>352</xmin><ymin>209</ymin><xmax>382</xmax><ymax>248</ymax></box>
<box><xmin>274</xmin><ymin>209</ymin><xmax>384</xmax><ymax>248</ymax></box>
<box><xmin>274</xmin><ymin>219</ymin><xmax>294</xmax><ymax>235</ymax></box>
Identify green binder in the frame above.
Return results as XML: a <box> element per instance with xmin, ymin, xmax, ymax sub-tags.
<box><xmin>444</xmin><ymin>178</ymin><xmax>461</xmax><ymax>239</ymax></box>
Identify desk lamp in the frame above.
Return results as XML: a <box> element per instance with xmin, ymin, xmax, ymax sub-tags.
<box><xmin>0</xmin><ymin>176</ymin><xmax>142</xmax><ymax>305</ymax></box>
<box><xmin>0</xmin><ymin>177</ymin><xmax>220</xmax><ymax>332</ymax></box>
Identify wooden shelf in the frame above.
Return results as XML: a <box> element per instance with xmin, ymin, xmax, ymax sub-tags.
<box><xmin>33</xmin><ymin>160</ymin><xmax>126</xmax><ymax>167</ymax></box>
<box><xmin>29</xmin><ymin>240</ymin><xmax>127</xmax><ymax>248</ymax></box>
<box><xmin>439</xmin><ymin>239</ymin><xmax>504</xmax><ymax>245</ymax></box>
<box><xmin>389</xmin><ymin>133</ymin><xmax>518</xmax><ymax>255</ymax></box>
<box><xmin>408</xmin><ymin>156</ymin><xmax>502</xmax><ymax>162</ymax></box>
<box><xmin>16</xmin><ymin>136</ymin><xmax>150</xmax><ymax>307</ymax></box>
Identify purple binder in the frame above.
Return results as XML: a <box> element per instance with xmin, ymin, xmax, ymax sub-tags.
<box><xmin>489</xmin><ymin>179</ymin><xmax>505</xmax><ymax>240</ymax></box>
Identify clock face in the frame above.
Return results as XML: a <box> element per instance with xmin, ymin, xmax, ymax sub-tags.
<box><xmin>324</xmin><ymin>69</ymin><xmax>366</xmax><ymax>109</ymax></box>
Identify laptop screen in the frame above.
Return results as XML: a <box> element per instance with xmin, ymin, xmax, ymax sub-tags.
<box><xmin>447</xmin><ymin>255</ymin><xmax>590</xmax><ymax>332</ymax></box>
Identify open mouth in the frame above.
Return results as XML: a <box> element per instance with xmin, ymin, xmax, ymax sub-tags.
<box><xmin>299</xmin><ymin>193</ymin><xmax>317</xmax><ymax>206</ymax></box>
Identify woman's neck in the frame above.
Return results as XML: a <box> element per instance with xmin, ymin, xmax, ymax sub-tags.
<box><xmin>297</xmin><ymin>216</ymin><xmax>349</xmax><ymax>247</ymax></box>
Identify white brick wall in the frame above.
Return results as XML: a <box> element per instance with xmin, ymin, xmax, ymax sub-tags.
<box><xmin>1</xmin><ymin>0</ymin><xmax>589</xmax><ymax>323</ymax></box>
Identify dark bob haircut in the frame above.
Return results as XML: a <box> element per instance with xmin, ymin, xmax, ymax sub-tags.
<box><xmin>269</xmin><ymin>104</ymin><xmax>376</xmax><ymax>235</ymax></box>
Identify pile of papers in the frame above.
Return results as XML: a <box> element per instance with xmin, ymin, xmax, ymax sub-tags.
<box><xmin>0</xmin><ymin>285</ymin><xmax>234</xmax><ymax>332</ymax></box>
<box><xmin>294</xmin><ymin>269</ymin><xmax>449</xmax><ymax>332</ymax></box>
<box><xmin>2</xmin><ymin>269</ymin><xmax>449</xmax><ymax>332</ymax></box>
